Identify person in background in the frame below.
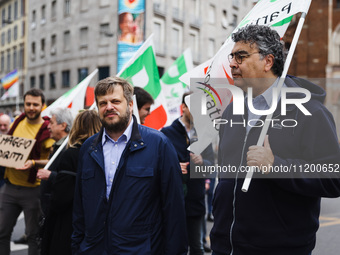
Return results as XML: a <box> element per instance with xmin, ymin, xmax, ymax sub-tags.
<box><xmin>0</xmin><ymin>114</ymin><xmax>11</xmax><ymax>134</ymax></box>
<box><xmin>211</xmin><ymin>24</ymin><xmax>340</xmax><ymax>255</ymax></box>
<box><xmin>42</xmin><ymin>110</ymin><xmax>101</xmax><ymax>255</ymax></box>
<box><xmin>161</xmin><ymin>92</ymin><xmax>214</xmax><ymax>255</ymax></box>
<box><xmin>38</xmin><ymin>107</ymin><xmax>74</xmax><ymax>216</ymax></box>
<box><xmin>0</xmin><ymin>88</ymin><xmax>55</xmax><ymax>255</ymax></box>
<box><xmin>13</xmin><ymin>107</ymin><xmax>74</xmax><ymax>246</ymax></box>
<box><xmin>72</xmin><ymin>77</ymin><xmax>187</xmax><ymax>254</ymax></box>
<box><xmin>0</xmin><ymin>114</ymin><xmax>12</xmax><ymax>188</ymax></box>
<box><xmin>133</xmin><ymin>86</ymin><xmax>154</xmax><ymax>124</ymax></box>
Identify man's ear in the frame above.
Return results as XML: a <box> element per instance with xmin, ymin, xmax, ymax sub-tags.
<box><xmin>61</xmin><ymin>122</ymin><xmax>68</xmax><ymax>132</ymax></box>
<box><xmin>264</xmin><ymin>54</ymin><xmax>275</xmax><ymax>72</ymax></box>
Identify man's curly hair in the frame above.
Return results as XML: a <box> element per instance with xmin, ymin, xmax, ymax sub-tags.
<box><xmin>231</xmin><ymin>25</ymin><xmax>285</xmax><ymax>77</ymax></box>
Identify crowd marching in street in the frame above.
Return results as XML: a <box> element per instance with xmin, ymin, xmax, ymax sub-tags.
<box><xmin>0</xmin><ymin>24</ymin><xmax>340</xmax><ymax>255</ymax></box>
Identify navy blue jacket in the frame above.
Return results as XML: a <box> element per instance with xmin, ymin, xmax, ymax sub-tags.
<box><xmin>161</xmin><ymin>118</ymin><xmax>215</xmax><ymax>217</ymax></box>
<box><xmin>211</xmin><ymin>76</ymin><xmax>340</xmax><ymax>255</ymax></box>
<box><xmin>72</xmin><ymin>116</ymin><xmax>188</xmax><ymax>254</ymax></box>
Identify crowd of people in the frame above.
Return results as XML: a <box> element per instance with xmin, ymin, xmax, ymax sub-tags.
<box><xmin>0</xmin><ymin>24</ymin><xmax>340</xmax><ymax>255</ymax></box>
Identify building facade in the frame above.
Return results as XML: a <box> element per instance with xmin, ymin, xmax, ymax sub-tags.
<box><xmin>0</xmin><ymin>0</ymin><xmax>27</xmax><ymax>113</ymax></box>
<box><xmin>0</xmin><ymin>0</ymin><xmax>253</xmax><ymax>115</ymax></box>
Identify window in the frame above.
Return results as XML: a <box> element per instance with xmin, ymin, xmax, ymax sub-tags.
<box><xmin>14</xmin><ymin>25</ymin><xmax>18</xmax><ymax>40</ymax></box>
<box><xmin>7</xmin><ymin>29</ymin><xmax>11</xmax><ymax>43</ymax></box>
<box><xmin>64</xmin><ymin>0</ymin><xmax>71</xmax><ymax>16</ymax></box>
<box><xmin>2</xmin><ymin>9</ymin><xmax>5</xmax><ymax>27</ymax></box>
<box><xmin>189</xmin><ymin>29</ymin><xmax>199</xmax><ymax>62</ymax></box>
<box><xmin>30</xmin><ymin>76</ymin><xmax>36</xmax><ymax>88</ymax></box>
<box><xmin>19</xmin><ymin>44</ymin><xmax>24</xmax><ymax>68</ymax></box>
<box><xmin>62</xmin><ymin>70</ymin><xmax>70</xmax><ymax>87</ymax></box>
<box><xmin>208</xmin><ymin>4</ymin><xmax>215</xmax><ymax>24</ymax></box>
<box><xmin>13</xmin><ymin>47</ymin><xmax>17</xmax><ymax>69</ymax></box>
<box><xmin>51</xmin><ymin>1</ymin><xmax>57</xmax><ymax>20</ymax></box>
<box><xmin>41</xmin><ymin>5</ymin><xmax>46</xmax><ymax>24</ymax></box>
<box><xmin>51</xmin><ymin>34</ymin><xmax>57</xmax><ymax>55</ymax></box>
<box><xmin>49</xmin><ymin>72</ymin><xmax>56</xmax><ymax>89</ymax></box>
<box><xmin>8</xmin><ymin>4</ymin><xmax>12</xmax><ymax>21</ymax></box>
<box><xmin>171</xmin><ymin>24</ymin><xmax>183</xmax><ymax>57</ymax></box>
<box><xmin>153</xmin><ymin>17</ymin><xmax>165</xmax><ymax>55</ymax></box>
<box><xmin>78</xmin><ymin>68</ymin><xmax>88</xmax><ymax>82</ymax></box>
<box><xmin>222</xmin><ymin>10</ymin><xmax>228</xmax><ymax>29</ymax></box>
<box><xmin>172</xmin><ymin>0</ymin><xmax>183</xmax><ymax>19</ymax></box>
<box><xmin>21</xmin><ymin>21</ymin><xmax>25</xmax><ymax>37</ymax></box>
<box><xmin>39</xmin><ymin>74</ymin><xmax>45</xmax><ymax>90</ymax></box>
<box><xmin>32</xmin><ymin>10</ymin><xmax>36</xmax><ymax>29</ymax></box>
<box><xmin>232</xmin><ymin>14</ymin><xmax>238</xmax><ymax>28</ymax></box>
<box><xmin>80</xmin><ymin>27</ymin><xmax>88</xmax><ymax>48</ymax></box>
<box><xmin>7</xmin><ymin>50</ymin><xmax>11</xmax><ymax>72</ymax></box>
<box><xmin>208</xmin><ymin>38</ymin><xmax>215</xmax><ymax>58</ymax></box>
<box><xmin>63</xmin><ymin>31</ymin><xmax>70</xmax><ymax>52</ymax></box>
<box><xmin>14</xmin><ymin>1</ymin><xmax>18</xmax><ymax>20</ymax></box>
<box><xmin>99</xmin><ymin>23</ymin><xmax>110</xmax><ymax>45</ymax></box>
<box><xmin>98</xmin><ymin>66</ymin><xmax>109</xmax><ymax>80</ymax></box>
<box><xmin>0</xmin><ymin>52</ymin><xmax>4</xmax><ymax>72</ymax></box>
<box><xmin>31</xmin><ymin>42</ymin><xmax>36</xmax><ymax>59</ymax></box>
<box><xmin>1</xmin><ymin>32</ymin><xmax>5</xmax><ymax>46</ymax></box>
<box><xmin>21</xmin><ymin>0</ymin><xmax>25</xmax><ymax>17</ymax></box>
<box><xmin>41</xmin><ymin>39</ymin><xmax>45</xmax><ymax>57</ymax></box>
<box><xmin>192</xmin><ymin>0</ymin><xmax>200</xmax><ymax>17</ymax></box>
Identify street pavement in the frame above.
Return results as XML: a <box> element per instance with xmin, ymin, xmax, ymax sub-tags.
<box><xmin>10</xmin><ymin>197</ymin><xmax>340</xmax><ymax>254</ymax></box>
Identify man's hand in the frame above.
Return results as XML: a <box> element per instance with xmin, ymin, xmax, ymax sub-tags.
<box><xmin>190</xmin><ymin>153</ymin><xmax>203</xmax><ymax>165</ymax></box>
<box><xmin>247</xmin><ymin>135</ymin><xmax>274</xmax><ymax>174</ymax></box>
<box><xmin>16</xmin><ymin>160</ymin><xmax>34</xmax><ymax>170</ymax></box>
<box><xmin>179</xmin><ymin>162</ymin><xmax>189</xmax><ymax>175</ymax></box>
<box><xmin>37</xmin><ymin>169</ymin><xmax>51</xmax><ymax>180</ymax></box>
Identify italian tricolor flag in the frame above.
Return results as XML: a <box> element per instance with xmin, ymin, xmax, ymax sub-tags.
<box><xmin>42</xmin><ymin>69</ymin><xmax>98</xmax><ymax>117</ymax></box>
<box><xmin>118</xmin><ymin>35</ymin><xmax>168</xmax><ymax>130</ymax></box>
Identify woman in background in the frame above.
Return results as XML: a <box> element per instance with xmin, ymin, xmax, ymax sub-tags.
<box><xmin>41</xmin><ymin>110</ymin><xmax>101</xmax><ymax>255</ymax></box>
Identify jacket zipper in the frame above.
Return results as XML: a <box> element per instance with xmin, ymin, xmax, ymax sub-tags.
<box><xmin>230</xmin><ymin>115</ymin><xmax>249</xmax><ymax>255</ymax></box>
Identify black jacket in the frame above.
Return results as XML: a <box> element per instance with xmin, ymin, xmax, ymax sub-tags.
<box><xmin>211</xmin><ymin>76</ymin><xmax>340</xmax><ymax>255</ymax></box>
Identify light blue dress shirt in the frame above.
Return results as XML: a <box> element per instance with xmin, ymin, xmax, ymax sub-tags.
<box><xmin>102</xmin><ymin>118</ymin><xmax>133</xmax><ymax>199</ymax></box>
<box><xmin>246</xmin><ymin>78</ymin><xmax>285</xmax><ymax>133</ymax></box>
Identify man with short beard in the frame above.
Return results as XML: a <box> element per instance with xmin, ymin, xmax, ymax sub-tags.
<box><xmin>0</xmin><ymin>88</ymin><xmax>54</xmax><ymax>255</ymax></box>
<box><xmin>72</xmin><ymin>77</ymin><xmax>188</xmax><ymax>255</ymax></box>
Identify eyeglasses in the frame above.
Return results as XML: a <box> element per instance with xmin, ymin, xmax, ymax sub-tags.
<box><xmin>228</xmin><ymin>51</ymin><xmax>260</xmax><ymax>65</ymax></box>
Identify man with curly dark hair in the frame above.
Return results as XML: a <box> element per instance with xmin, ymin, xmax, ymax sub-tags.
<box><xmin>210</xmin><ymin>25</ymin><xmax>340</xmax><ymax>255</ymax></box>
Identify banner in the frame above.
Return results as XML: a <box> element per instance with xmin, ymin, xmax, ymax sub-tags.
<box><xmin>118</xmin><ymin>35</ymin><xmax>168</xmax><ymax>130</ymax></box>
<box><xmin>161</xmin><ymin>48</ymin><xmax>192</xmax><ymax>123</ymax></box>
<box><xmin>42</xmin><ymin>69</ymin><xmax>98</xmax><ymax>117</ymax></box>
<box><xmin>180</xmin><ymin>0</ymin><xmax>312</xmax><ymax>155</ymax></box>
<box><xmin>117</xmin><ymin>0</ymin><xmax>145</xmax><ymax>73</ymax></box>
<box><xmin>0</xmin><ymin>134</ymin><xmax>36</xmax><ymax>169</ymax></box>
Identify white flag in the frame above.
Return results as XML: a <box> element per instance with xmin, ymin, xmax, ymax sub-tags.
<box><xmin>180</xmin><ymin>0</ymin><xmax>312</xmax><ymax>155</ymax></box>
<box><xmin>42</xmin><ymin>69</ymin><xmax>98</xmax><ymax>117</ymax></box>
<box><xmin>1</xmin><ymin>82</ymin><xmax>19</xmax><ymax>100</ymax></box>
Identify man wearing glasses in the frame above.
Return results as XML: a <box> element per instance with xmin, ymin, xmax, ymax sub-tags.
<box><xmin>210</xmin><ymin>25</ymin><xmax>340</xmax><ymax>255</ymax></box>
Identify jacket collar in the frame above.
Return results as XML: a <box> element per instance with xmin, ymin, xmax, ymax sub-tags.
<box><xmin>93</xmin><ymin>114</ymin><xmax>144</xmax><ymax>151</ymax></box>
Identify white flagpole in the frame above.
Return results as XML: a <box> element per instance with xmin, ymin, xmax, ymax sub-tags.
<box><xmin>242</xmin><ymin>12</ymin><xmax>308</xmax><ymax>192</ymax></box>
<box><xmin>44</xmin><ymin>136</ymin><xmax>69</xmax><ymax>170</ymax></box>
<box><xmin>44</xmin><ymin>99</ymin><xmax>97</xmax><ymax>170</ymax></box>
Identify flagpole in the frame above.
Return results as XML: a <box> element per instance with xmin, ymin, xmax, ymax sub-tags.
<box><xmin>16</xmin><ymin>94</ymin><xmax>19</xmax><ymax>111</ymax></box>
<box><xmin>241</xmin><ymin>12</ymin><xmax>308</xmax><ymax>192</ymax></box>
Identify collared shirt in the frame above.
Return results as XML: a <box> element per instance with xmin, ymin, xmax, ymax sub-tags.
<box><xmin>179</xmin><ymin>117</ymin><xmax>198</xmax><ymax>145</ymax></box>
<box><xmin>245</xmin><ymin>78</ymin><xmax>285</xmax><ymax>133</ymax></box>
<box><xmin>102</xmin><ymin>118</ymin><xmax>133</xmax><ymax>199</ymax></box>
